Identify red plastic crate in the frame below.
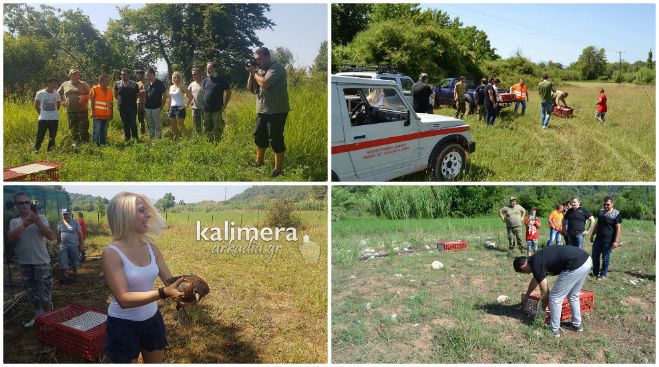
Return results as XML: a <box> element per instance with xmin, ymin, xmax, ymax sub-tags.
<box><xmin>4</xmin><ymin>161</ymin><xmax>63</xmax><ymax>181</ymax></box>
<box><xmin>524</xmin><ymin>290</ymin><xmax>594</xmax><ymax>323</ymax></box>
<box><xmin>35</xmin><ymin>303</ymin><xmax>107</xmax><ymax>361</ymax></box>
<box><xmin>553</xmin><ymin>106</ymin><xmax>574</xmax><ymax>118</ymax></box>
<box><xmin>437</xmin><ymin>240</ymin><xmax>468</xmax><ymax>252</ymax></box>
<box><xmin>497</xmin><ymin>93</ymin><xmax>516</xmax><ymax>103</ymax></box>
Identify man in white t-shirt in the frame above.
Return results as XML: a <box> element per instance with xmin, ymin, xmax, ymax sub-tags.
<box><xmin>34</xmin><ymin>79</ymin><xmax>62</xmax><ymax>152</ymax></box>
<box><xmin>188</xmin><ymin>67</ymin><xmax>205</xmax><ymax>135</ymax></box>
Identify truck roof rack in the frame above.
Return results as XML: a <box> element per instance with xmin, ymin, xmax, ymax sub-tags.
<box><xmin>338</xmin><ymin>64</ymin><xmax>401</xmax><ymax>74</ymax></box>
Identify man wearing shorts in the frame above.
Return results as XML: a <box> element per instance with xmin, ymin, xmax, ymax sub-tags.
<box><xmin>247</xmin><ymin>47</ymin><xmax>290</xmax><ymax>177</ymax></box>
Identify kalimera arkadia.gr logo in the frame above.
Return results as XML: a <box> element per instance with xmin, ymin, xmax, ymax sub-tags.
<box><xmin>195</xmin><ymin>221</ymin><xmax>320</xmax><ymax>264</ymax></box>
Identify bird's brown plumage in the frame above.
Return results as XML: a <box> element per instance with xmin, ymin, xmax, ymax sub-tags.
<box><xmin>164</xmin><ymin>274</ymin><xmax>210</xmax><ymax>311</ymax></box>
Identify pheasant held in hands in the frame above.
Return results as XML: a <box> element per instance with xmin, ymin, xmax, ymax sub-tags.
<box><xmin>165</xmin><ymin>274</ymin><xmax>210</xmax><ymax>311</ymax></box>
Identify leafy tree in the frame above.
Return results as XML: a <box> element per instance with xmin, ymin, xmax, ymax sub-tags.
<box><xmin>334</xmin><ymin>20</ymin><xmax>482</xmax><ymax>81</ymax></box>
<box><xmin>647</xmin><ymin>49</ymin><xmax>653</xmax><ymax>70</ymax></box>
<box><xmin>4</xmin><ymin>4</ymin><xmax>117</xmax><ymax>80</ymax></box>
<box><xmin>96</xmin><ymin>197</ymin><xmax>106</xmax><ymax>218</ymax></box>
<box><xmin>575</xmin><ymin>46</ymin><xmax>607</xmax><ymax>80</ymax></box>
<box><xmin>331</xmin><ymin>4</ymin><xmax>373</xmax><ymax>45</ymax></box>
<box><xmin>156</xmin><ymin>193</ymin><xmax>176</xmax><ymax>212</ymax></box>
<box><xmin>369</xmin><ymin>4</ymin><xmax>421</xmax><ymax>23</ymax></box>
<box><xmin>312</xmin><ymin>41</ymin><xmax>328</xmax><ymax>72</ymax></box>
<box><xmin>116</xmin><ymin>4</ymin><xmax>274</xmax><ymax>82</ymax></box>
<box><xmin>272</xmin><ymin>47</ymin><xmax>295</xmax><ymax>68</ymax></box>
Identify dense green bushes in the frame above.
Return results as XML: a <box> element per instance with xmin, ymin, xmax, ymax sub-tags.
<box><xmin>333</xmin><ymin>186</ymin><xmax>655</xmax><ymax>220</ymax></box>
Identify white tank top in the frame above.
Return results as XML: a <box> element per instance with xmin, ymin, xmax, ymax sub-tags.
<box><xmin>169</xmin><ymin>85</ymin><xmax>185</xmax><ymax>107</ymax></box>
<box><xmin>107</xmin><ymin>243</ymin><xmax>159</xmax><ymax>321</ymax></box>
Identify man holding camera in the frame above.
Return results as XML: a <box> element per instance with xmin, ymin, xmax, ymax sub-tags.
<box><xmin>246</xmin><ymin>47</ymin><xmax>290</xmax><ymax>177</ymax></box>
<box><xmin>7</xmin><ymin>192</ymin><xmax>56</xmax><ymax>328</ymax></box>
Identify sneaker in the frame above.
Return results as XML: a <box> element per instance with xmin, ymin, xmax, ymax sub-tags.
<box><xmin>24</xmin><ymin>318</ymin><xmax>36</xmax><ymax>328</ymax></box>
<box><xmin>597</xmin><ymin>275</ymin><xmax>606</xmax><ymax>281</ymax></box>
<box><xmin>551</xmin><ymin>328</ymin><xmax>560</xmax><ymax>337</ymax></box>
<box><xmin>562</xmin><ymin>323</ymin><xmax>584</xmax><ymax>332</ymax></box>
<box><xmin>248</xmin><ymin>161</ymin><xmax>264</xmax><ymax>168</ymax></box>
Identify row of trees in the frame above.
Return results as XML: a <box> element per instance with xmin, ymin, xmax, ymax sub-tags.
<box><xmin>333</xmin><ymin>186</ymin><xmax>655</xmax><ymax>221</ymax></box>
<box><xmin>4</xmin><ymin>4</ymin><xmax>328</xmax><ymax>97</ymax></box>
<box><xmin>331</xmin><ymin>4</ymin><xmax>654</xmax><ymax>86</ymax></box>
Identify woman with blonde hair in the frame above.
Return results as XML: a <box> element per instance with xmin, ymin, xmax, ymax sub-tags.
<box><xmin>102</xmin><ymin>192</ymin><xmax>184</xmax><ymax>363</ymax></box>
<box><xmin>166</xmin><ymin>71</ymin><xmax>193</xmax><ymax>139</ymax></box>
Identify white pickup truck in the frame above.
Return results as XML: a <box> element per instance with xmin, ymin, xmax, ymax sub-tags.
<box><xmin>331</xmin><ymin>76</ymin><xmax>476</xmax><ymax>181</ymax></box>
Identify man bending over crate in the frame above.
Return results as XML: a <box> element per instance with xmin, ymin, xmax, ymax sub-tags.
<box><xmin>513</xmin><ymin>245</ymin><xmax>592</xmax><ymax>337</ymax></box>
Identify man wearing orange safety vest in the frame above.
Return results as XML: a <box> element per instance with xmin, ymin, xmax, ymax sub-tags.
<box><xmin>510</xmin><ymin>78</ymin><xmax>529</xmax><ymax>115</ymax></box>
<box><xmin>90</xmin><ymin>74</ymin><xmax>114</xmax><ymax>147</ymax></box>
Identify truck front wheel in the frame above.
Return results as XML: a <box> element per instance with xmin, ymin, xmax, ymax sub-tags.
<box><xmin>431</xmin><ymin>143</ymin><xmax>466</xmax><ymax>181</ymax></box>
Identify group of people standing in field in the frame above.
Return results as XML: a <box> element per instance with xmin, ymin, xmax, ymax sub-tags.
<box><xmin>499</xmin><ymin>195</ymin><xmax>622</xmax><ymax>281</ymax></box>
<box><xmin>409</xmin><ymin>73</ymin><xmax>610</xmax><ymax>128</ymax></box>
<box><xmin>32</xmin><ymin>47</ymin><xmax>290</xmax><ymax>176</ymax></box>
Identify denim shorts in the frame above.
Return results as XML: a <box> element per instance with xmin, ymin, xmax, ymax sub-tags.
<box><xmin>105</xmin><ymin>310</ymin><xmax>167</xmax><ymax>363</ymax></box>
<box><xmin>168</xmin><ymin>106</ymin><xmax>186</xmax><ymax>119</ymax></box>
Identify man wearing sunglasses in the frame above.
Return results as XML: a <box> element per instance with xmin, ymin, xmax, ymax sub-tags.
<box><xmin>7</xmin><ymin>192</ymin><xmax>56</xmax><ymax>328</ymax></box>
<box><xmin>590</xmin><ymin>196</ymin><xmax>622</xmax><ymax>280</ymax></box>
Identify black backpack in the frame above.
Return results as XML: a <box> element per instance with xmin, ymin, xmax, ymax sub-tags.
<box><xmin>475</xmin><ymin>85</ymin><xmax>486</xmax><ymax>105</ymax></box>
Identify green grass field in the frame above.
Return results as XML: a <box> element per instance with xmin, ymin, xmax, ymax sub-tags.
<box><xmin>332</xmin><ymin>216</ymin><xmax>655</xmax><ymax>363</ymax></box>
<box><xmin>401</xmin><ymin>82</ymin><xmax>655</xmax><ymax>181</ymax></box>
<box><xmin>3</xmin><ymin>83</ymin><xmax>327</xmax><ymax>181</ymax></box>
<box><xmin>4</xmin><ymin>208</ymin><xmax>328</xmax><ymax>363</ymax></box>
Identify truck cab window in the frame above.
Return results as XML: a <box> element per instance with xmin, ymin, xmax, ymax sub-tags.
<box><xmin>344</xmin><ymin>87</ymin><xmax>408</xmax><ymax>126</ymax></box>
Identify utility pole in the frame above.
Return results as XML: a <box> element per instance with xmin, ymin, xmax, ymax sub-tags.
<box><xmin>616</xmin><ymin>50</ymin><xmax>625</xmax><ymax>84</ymax></box>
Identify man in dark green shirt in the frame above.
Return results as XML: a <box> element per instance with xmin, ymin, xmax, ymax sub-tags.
<box><xmin>499</xmin><ymin>197</ymin><xmax>527</xmax><ymax>256</ymax></box>
<box><xmin>538</xmin><ymin>74</ymin><xmax>554</xmax><ymax>129</ymax></box>
<box><xmin>247</xmin><ymin>47</ymin><xmax>290</xmax><ymax>177</ymax></box>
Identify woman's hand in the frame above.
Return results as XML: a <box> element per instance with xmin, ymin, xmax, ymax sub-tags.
<box><xmin>163</xmin><ymin>277</ymin><xmax>185</xmax><ymax>299</ymax></box>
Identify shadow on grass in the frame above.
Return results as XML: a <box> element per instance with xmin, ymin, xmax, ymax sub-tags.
<box><xmin>623</xmin><ymin>270</ymin><xmax>656</xmax><ymax>281</ymax></box>
<box><xmin>167</xmin><ymin>303</ymin><xmax>261</xmax><ymax>363</ymax></box>
<box><xmin>477</xmin><ymin>302</ymin><xmax>534</xmax><ymax>326</ymax></box>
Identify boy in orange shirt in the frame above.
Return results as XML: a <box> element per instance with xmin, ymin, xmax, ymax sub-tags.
<box><xmin>525</xmin><ymin>209</ymin><xmax>541</xmax><ymax>256</ymax></box>
<box><xmin>546</xmin><ymin>204</ymin><xmax>564</xmax><ymax>247</ymax></box>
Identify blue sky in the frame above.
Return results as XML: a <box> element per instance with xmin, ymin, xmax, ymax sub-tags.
<box><xmin>64</xmin><ymin>185</ymin><xmax>252</xmax><ymax>203</ymax></box>
<box><xmin>45</xmin><ymin>3</ymin><xmax>327</xmax><ymax>67</ymax></box>
<box><xmin>422</xmin><ymin>3</ymin><xmax>656</xmax><ymax>65</ymax></box>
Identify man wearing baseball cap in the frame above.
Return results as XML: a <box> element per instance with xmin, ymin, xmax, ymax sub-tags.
<box><xmin>57</xmin><ymin>208</ymin><xmax>84</xmax><ymax>283</ymax></box>
<box><xmin>58</xmin><ymin>69</ymin><xmax>91</xmax><ymax>146</ymax></box>
<box><xmin>499</xmin><ymin>197</ymin><xmax>527</xmax><ymax>256</ymax></box>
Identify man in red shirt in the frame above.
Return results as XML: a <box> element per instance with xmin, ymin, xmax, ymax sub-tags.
<box><xmin>525</xmin><ymin>209</ymin><xmax>541</xmax><ymax>256</ymax></box>
<box><xmin>596</xmin><ymin>88</ymin><xmax>607</xmax><ymax>126</ymax></box>
<box><xmin>77</xmin><ymin>212</ymin><xmax>87</xmax><ymax>262</ymax></box>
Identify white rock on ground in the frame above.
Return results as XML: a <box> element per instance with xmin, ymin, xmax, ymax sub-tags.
<box><xmin>365</xmin><ymin>303</ymin><xmax>372</xmax><ymax>311</ymax></box>
<box><xmin>393</xmin><ymin>247</ymin><xmax>400</xmax><ymax>252</ymax></box>
<box><xmin>391</xmin><ymin>313</ymin><xmax>398</xmax><ymax>320</ymax></box>
<box><xmin>360</xmin><ymin>240</ymin><xmax>367</xmax><ymax>246</ymax></box>
<box><xmin>496</xmin><ymin>295</ymin><xmax>509</xmax><ymax>303</ymax></box>
<box><xmin>394</xmin><ymin>273</ymin><xmax>403</xmax><ymax>278</ymax></box>
<box><xmin>424</xmin><ymin>245</ymin><xmax>431</xmax><ymax>250</ymax></box>
<box><xmin>349</xmin><ymin>275</ymin><xmax>356</xmax><ymax>279</ymax></box>
<box><xmin>467</xmin><ymin>258</ymin><xmax>474</xmax><ymax>261</ymax></box>
<box><xmin>431</xmin><ymin>261</ymin><xmax>444</xmax><ymax>270</ymax></box>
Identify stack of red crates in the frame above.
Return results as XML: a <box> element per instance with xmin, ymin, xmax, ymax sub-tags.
<box><xmin>436</xmin><ymin>240</ymin><xmax>468</xmax><ymax>252</ymax></box>
<box><xmin>35</xmin><ymin>304</ymin><xmax>107</xmax><ymax>361</ymax></box>
<box><xmin>526</xmin><ymin>290</ymin><xmax>594</xmax><ymax>323</ymax></box>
